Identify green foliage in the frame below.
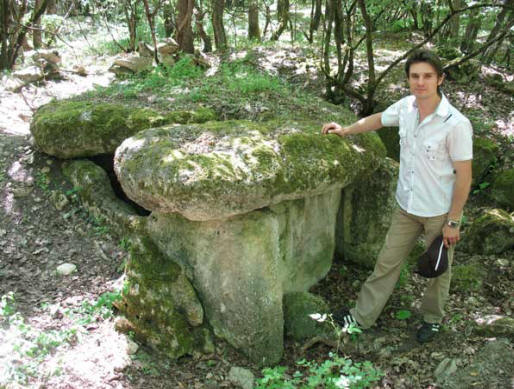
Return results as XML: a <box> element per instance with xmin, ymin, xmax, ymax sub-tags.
<box><xmin>0</xmin><ymin>291</ymin><xmax>16</xmax><ymax>318</ymax></box>
<box><xmin>472</xmin><ymin>181</ymin><xmax>490</xmax><ymax>195</ymax></box>
<box><xmin>75</xmin><ymin>291</ymin><xmax>122</xmax><ymax>324</ymax></box>
<box><xmin>451</xmin><ymin>263</ymin><xmax>484</xmax><ymax>293</ymax></box>
<box><xmin>35</xmin><ymin>171</ymin><xmax>50</xmax><ymax>192</ymax></box>
<box><xmin>395</xmin><ymin>309</ymin><xmax>412</xmax><ymax>320</ymax></box>
<box><xmin>256</xmin><ymin>352</ymin><xmax>383</xmax><ymax>388</ymax></box>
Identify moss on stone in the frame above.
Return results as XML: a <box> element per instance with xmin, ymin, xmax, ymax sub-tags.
<box><xmin>30</xmin><ymin>101</ymin><xmax>218</xmax><ymax>159</ymax></box>
<box><xmin>377</xmin><ymin>127</ymin><xmax>400</xmax><ymax>161</ymax></box>
<box><xmin>283</xmin><ymin>292</ymin><xmax>333</xmax><ymax>341</ymax></box>
<box><xmin>120</xmin><ymin>234</ymin><xmax>206</xmax><ymax>359</ymax></box>
<box><xmin>490</xmin><ymin>168</ymin><xmax>514</xmax><ymax>210</ymax></box>
<box><xmin>451</xmin><ymin>261</ymin><xmax>486</xmax><ymax>293</ymax></box>
<box><xmin>472</xmin><ymin>137</ymin><xmax>499</xmax><ymax>185</ymax></box>
<box><xmin>464</xmin><ymin>208</ymin><xmax>514</xmax><ymax>254</ymax></box>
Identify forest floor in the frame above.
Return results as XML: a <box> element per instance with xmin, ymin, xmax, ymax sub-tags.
<box><xmin>1</xmin><ymin>19</ymin><xmax>513</xmax><ymax>389</ymax></box>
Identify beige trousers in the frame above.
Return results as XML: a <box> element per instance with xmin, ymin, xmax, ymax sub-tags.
<box><xmin>350</xmin><ymin>207</ymin><xmax>454</xmax><ymax>328</ymax></box>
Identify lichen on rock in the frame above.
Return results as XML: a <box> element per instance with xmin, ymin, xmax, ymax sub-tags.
<box><xmin>30</xmin><ymin>100</ymin><xmax>217</xmax><ymax>159</ymax></box>
<box><xmin>114</xmin><ymin>120</ymin><xmax>386</xmax><ymax>221</ymax></box>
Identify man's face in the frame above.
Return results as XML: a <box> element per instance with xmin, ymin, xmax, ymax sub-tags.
<box><xmin>408</xmin><ymin>62</ymin><xmax>444</xmax><ymax>101</ymax></box>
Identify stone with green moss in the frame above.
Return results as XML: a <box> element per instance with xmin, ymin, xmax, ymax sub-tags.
<box><xmin>119</xmin><ymin>233</ymin><xmax>209</xmax><ymax>358</ymax></box>
<box><xmin>464</xmin><ymin>208</ymin><xmax>514</xmax><ymax>255</ymax></box>
<box><xmin>283</xmin><ymin>292</ymin><xmax>332</xmax><ymax>341</ymax></box>
<box><xmin>30</xmin><ymin>100</ymin><xmax>217</xmax><ymax>159</ymax></box>
<box><xmin>145</xmin><ymin>189</ymin><xmax>340</xmax><ymax>365</ymax></box>
<box><xmin>114</xmin><ymin>120</ymin><xmax>386</xmax><ymax>221</ymax></box>
<box><xmin>336</xmin><ymin>158</ymin><xmax>399</xmax><ymax>268</ymax></box>
<box><xmin>451</xmin><ymin>260</ymin><xmax>486</xmax><ymax>293</ymax></box>
<box><xmin>490</xmin><ymin>168</ymin><xmax>514</xmax><ymax>210</ymax></box>
<box><xmin>472</xmin><ymin>137</ymin><xmax>499</xmax><ymax>185</ymax></box>
<box><xmin>62</xmin><ymin>160</ymin><xmax>140</xmax><ymax>233</ymax></box>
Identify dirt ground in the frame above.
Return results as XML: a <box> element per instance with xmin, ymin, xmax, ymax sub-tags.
<box><xmin>1</xmin><ymin>23</ymin><xmax>513</xmax><ymax>388</ymax></box>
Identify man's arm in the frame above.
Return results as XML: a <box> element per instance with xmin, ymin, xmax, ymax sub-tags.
<box><xmin>442</xmin><ymin>160</ymin><xmax>472</xmax><ymax>247</ymax></box>
<box><xmin>321</xmin><ymin>112</ymin><xmax>383</xmax><ymax>137</ymax></box>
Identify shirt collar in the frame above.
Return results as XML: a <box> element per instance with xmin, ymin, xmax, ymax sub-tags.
<box><xmin>412</xmin><ymin>94</ymin><xmax>450</xmax><ymax>118</ymax></box>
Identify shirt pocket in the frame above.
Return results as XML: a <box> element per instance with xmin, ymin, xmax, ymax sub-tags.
<box><xmin>423</xmin><ymin>140</ymin><xmax>446</xmax><ymax>161</ymax></box>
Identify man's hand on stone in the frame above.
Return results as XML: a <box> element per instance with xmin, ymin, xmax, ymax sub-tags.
<box><xmin>442</xmin><ymin>225</ymin><xmax>460</xmax><ymax>248</ymax></box>
<box><xmin>321</xmin><ymin>122</ymin><xmax>350</xmax><ymax>137</ymax></box>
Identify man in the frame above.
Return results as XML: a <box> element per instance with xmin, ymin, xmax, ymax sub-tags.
<box><xmin>321</xmin><ymin>49</ymin><xmax>473</xmax><ymax>343</ymax></box>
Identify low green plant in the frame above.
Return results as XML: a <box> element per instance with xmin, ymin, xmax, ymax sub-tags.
<box><xmin>472</xmin><ymin>181</ymin><xmax>490</xmax><ymax>195</ymax></box>
<box><xmin>75</xmin><ymin>291</ymin><xmax>122</xmax><ymax>324</ymax></box>
<box><xmin>1</xmin><ymin>291</ymin><xmax>16</xmax><ymax>318</ymax></box>
<box><xmin>35</xmin><ymin>172</ymin><xmax>50</xmax><ymax>192</ymax></box>
<box><xmin>395</xmin><ymin>309</ymin><xmax>412</xmax><ymax>320</ymax></box>
<box><xmin>256</xmin><ymin>352</ymin><xmax>383</xmax><ymax>388</ymax></box>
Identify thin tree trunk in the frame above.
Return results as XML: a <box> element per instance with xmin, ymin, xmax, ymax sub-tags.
<box><xmin>482</xmin><ymin>0</ymin><xmax>513</xmax><ymax>63</ymax></box>
<box><xmin>163</xmin><ymin>2</ymin><xmax>174</xmax><ymax>37</ymax></box>
<box><xmin>271</xmin><ymin>0</ymin><xmax>289</xmax><ymax>40</ymax></box>
<box><xmin>195</xmin><ymin>6</ymin><xmax>212</xmax><ymax>52</ymax></box>
<box><xmin>357</xmin><ymin>0</ymin><xmax>375</xmax><ymax>115</ymax></box>
<box><xmin>248</xmin><ymin>0</ymin><xmax>260</xmax><ymax>40</ymax></box>
<box><xmin>460</xmin><ymin>7</ymin><xmax>481</xmax><ymax>53</ymax></box>
<box><xmin>33</xmin><ymin>0</ymin><xmax>43</xmax><ymax>48</ymax></box>
<box><xmin>142</xmin><ymin>0</ymin><xmax>160</xmax><ymax>62</ymax></box>
<box><xmin>308</xmin><ymin>0</ymin><xmax>322</xmax><ymax>40</ymax></box>
<box><xmin>211</xmin><ymin>0</ymin><xmax>227</xmax><ymax>51</ymax></box>
<box><xmin>177</xmin><ymin>0</ymin><xmax>194</xmax><ymax>53</ymax></box>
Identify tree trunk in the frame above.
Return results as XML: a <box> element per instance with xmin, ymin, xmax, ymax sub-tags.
<box><xmin>248</xmin><ymin>0</ymin><xmax>260</xmax><ymax>41</ymax></box>
<box><xmin>33</xmin><ymin>0</ymin><xmax>43</xmax><ymax>49</ymax></box>
<box><xmin>460</xmin><ymin>7</ymin><xmax>481</xmax><ymax>53</ymax></box>
<box><xmin>271</xmin><ymin>0</ymin><xmax>289</xmax><ymax>40</ymax></box>
<box><xmin>142</xmin><ymin>0</ymin><xmax>160</xmax><ymax>62</ymax></box>
<box><xmin>177</xmin><ymin>0</ymin><xmax>194</xmax><ymax>53</ymax></box>
<box><xmin>163</xmin><ymin>2</ymin><xmax>174</xmax><ymax>37</ymax></box>
<box><xmin>211</xmin><ymin>0</ymin><xmax>227</xmax><ymax>51</ymax></box>
<box><xmin>448</xmin><ymin>0</ymin><xmax>465</xmax><ymax>41</ymax></box>
<box><xmin>46</xmin><ymin>0</ymin><xmax>56</xmax><ymax>14</ymax></box>
<box><xmin>195</xmin><ymin>6</ymin><xmax>212</xmax><ymax>52</ymax></box>
<box><xmin>482</xmin><ymin>0</ymin><xmax>513</xmax><ymax>64</ymax></box>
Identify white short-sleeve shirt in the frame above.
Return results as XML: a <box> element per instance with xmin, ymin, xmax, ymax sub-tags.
<box><xmin>381</xmin><ymin>94</ymin><xmax>473</xmax><ymax>217</ymax></box>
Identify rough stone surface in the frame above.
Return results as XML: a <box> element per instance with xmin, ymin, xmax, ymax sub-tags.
<box><xmin>464</xmin><ymin>208</ymin><xmax>514</xmax><ymax>255</ymax></box>
<box><xmin>115</xmin><ymin>120</ymin><xmax>386</xmax><ymax>220</ymax></box>
<box><xmin>13</xmin><ymin>66</ymin><xmax>44</xmax><ymax>83</ymax></box>
<box><xmin>336</xmin><ymin>158</ymin><xmax>399</xmax><ymax>268</ymax></box>
<box><xmin>145</xmin><ymin>189</ymin><xmax>341</xmax><ymax>365</ymax></box>
<box><xmin>472</xmin><ymin>137</ymin><xmax>498</xmax><ymax>185</ymax></box>
<box><xmin>56</xmin><ymin>263</ymin><xmax>77</xmax><ymax>275</ymax></box>
<box><xmin>228</xmin><ymin>367</ymin><xmax>254</xmax><ymax>389</ymax></box>
<box><xmin>31</xmin><ymin>101</ymin><xmax>217</xmax><ymax>159</ymax></box>
<box><xmin>490</xmin><ymin>168</ymin><xmax>514</xmax><ymax>210</ymax></box>
<box><xmin>118</xmin><ymin>233</ymin><xmax>208</xmax><ymax>359</ymax></box>
<box><xmin>438</xmin><ymin>339</ymin><xmax>514</xmax><ymax>389</ymax></box>
<box><xmin>283</xmin><ymin>292</ymin><xmax>331</xmax><ymax>340</ymax></box>
<box><xmin>474</xmin><ymin>315</ymin><xmax>514</xmax><ymax>340</ymax></box>
<box><xmin>109</xmin><ymin>54</ymin><xmax>153</xmax><ymax>75</ymax></box>
<box><xmin>434</xmin><ymin>358</ymin><xmax>458</xmax><ymax>383</ymax></box>
<box><xmin>32</xmin><ymin>49</ymin><xmax>61</xmax><ymax>65</ymax></box>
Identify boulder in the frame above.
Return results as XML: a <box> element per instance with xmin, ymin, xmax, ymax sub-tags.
<box><xmin>157</xmin><ymin>38</ymin><xmax>179</xmax><ymax>56</ymax></box>
<box><xmin>283</xmin><ymin>292</ymin><xmax>332</xmax><ymax>340</ymax></box>
<box><xmin>114</xmin><ymin>120</ymin><xmax>386</xmax><ymax>221</ymax></box>
<box><xmin>464</xmin><ymin>208</ymin><xmax>514</xmax><ymax>255</ymax></box>
<box><xmin>13</xmin><ymin>65</ymin><xmax>44</xmax><ymax>83</ymax></box>
<box><xmin>138</xmin><ymin>41</ymin><xmax>155</xmax><ymax>58</ymax></box>
<box><xmin>472</xmin><ymin>137</ymin><xmax>498</xmax><ymax>185</ymax></box>
<box><xmin>30</xmin><ymin>101</ymin><xmax>217</xmax><ymax>159</ymax></box>
<box><xmin>109</xmin><ymin>54</ymin><xmax>153</xmax><ymax>75</ymax></box>
<box><xmin>490</xmin><ymin>168</ymin><xmax>514</xmax><ymax>210</ymax></box>
<box><xmin>336</xmin><ymin>157</ymin><xmax>399</xmax><ymax>268</ymax></box>
<box><xmin>32</xmin><ymin>49</ymin><xmax>61</xmax><ymax>65</ymax></box>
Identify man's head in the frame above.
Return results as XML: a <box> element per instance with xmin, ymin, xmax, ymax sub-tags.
<box><xmin>405</xmin><ymin>49</ymin><xmax>444</xmax><ymax>98</ymax></box>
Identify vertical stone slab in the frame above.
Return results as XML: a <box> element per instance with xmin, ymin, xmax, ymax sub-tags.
<box><xmin>273</xmin><ymin>189</ymin><xmax>341</xmax><ymax>292</ymax></box>
<box><xmin>147</xmin><ymin>211</ymin><xmax>284</xmax><ymax>366</ymax></box>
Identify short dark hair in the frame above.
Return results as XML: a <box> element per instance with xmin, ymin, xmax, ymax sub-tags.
<box><xmin>404</xmin><ymin>49</ymin><xmax>444</xmax><ymax>78</ymax></box>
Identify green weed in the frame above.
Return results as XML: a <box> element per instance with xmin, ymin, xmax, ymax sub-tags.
<box><xmin>395</xmin><ymin>309</ymin><xmax>412</xmax><ymax>320</ymax></box>
<box><xmin>256</xmin><ymin>352</ymin><xmax>383</xmax><ymax>388</ymax></box>
<box><xmin>35</xmin><ymin>172</ymin><xmax>50</xmax><ymax>192</ymax></box>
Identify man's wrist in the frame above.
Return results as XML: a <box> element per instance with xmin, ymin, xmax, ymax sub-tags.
<box><xmin>446</xmin><ymin>218</ymin><xmax>461</xmax><ymax>228</ymax></box>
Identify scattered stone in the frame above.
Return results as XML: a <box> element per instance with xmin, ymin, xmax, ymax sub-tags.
<box><xmin>109</xmin><ymin>54</ymin><xmax>153</xmax><ymax>75</ymax></box>
<box><xmin>434</xmin><ymin>358</ymin><xmax>458</xmax><ymax>382</ymax></box>
<box><xmin>157</xmin><ymin>38</ymin><xmax>179</xmax><ymax>56</ymax></box>
<box><xmin>126</xmin><ymin>338</ymin><xmax>139</xmax><ymax>355</ymax></box>
<box><xmin>138</xmin><ymin>41</ymin><xmax>155</xmax><ymax>58</ymax></box>
<box><xmin>72</xmin><ymin>65</ymin><xmax>87</xmax><ymax>76</ymax></box>
<box><xmin>13</xmin><ymin>66</ymin><xmax>44</xmax><ymax>83</ymax></box>
<box><xmin>474</xmin><ymin>315</ymin><xmax>514</xmax><ymax>340</ymax></box>
<box><xmin>56</xmin><ymin>263</ymin><xmax>77</xmax><ymax>275</ymax></box>
<box><xmin>50</xmin><ymin>190</ymin><xmax>69</xmax><ymax>211</ymax></box>
<box><xmin>3</xmin><ymin>76</ymin><xmax>25</xmax><ymax>92</ymax></box>
<box><xmin>228</xmin><ymin>367</ymin><xmax>254</xmax><ymax>389</ymax></box>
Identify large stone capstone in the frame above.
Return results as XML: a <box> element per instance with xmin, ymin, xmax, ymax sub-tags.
<box><xmin>114</xmin><ymin>120</ymin><xmax>386</xmax><ymax>220</ymax></box>
<box><xmin>30</xmin><ymin>101</ymin><xmax>217</xmax><ymax>159</ymax></box>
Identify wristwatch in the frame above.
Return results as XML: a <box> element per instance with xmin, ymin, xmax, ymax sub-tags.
<box><xmin>447</xmin><ymin>219</ymin><xmax>460</xmax><ymax>228</ymax></box>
